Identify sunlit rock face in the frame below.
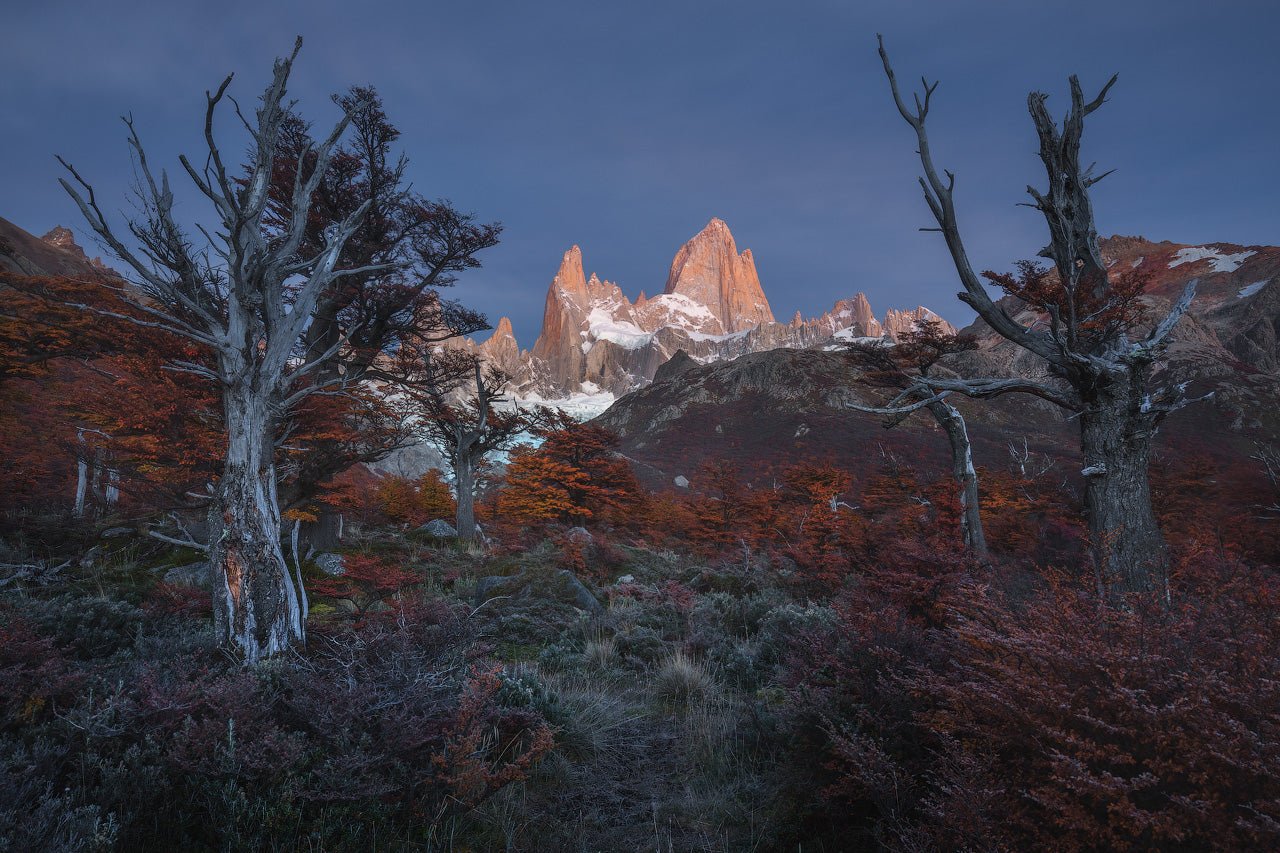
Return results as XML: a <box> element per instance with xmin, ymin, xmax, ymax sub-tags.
<box><xmin>653</xmin><ymin>217</ymin><xmax>775</xmax><ymax>335</ymax></box>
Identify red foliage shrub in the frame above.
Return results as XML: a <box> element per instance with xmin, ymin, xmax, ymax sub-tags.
<box><xmin>310</xmin><ymin>553</ymin><xmax>420</xmax><ymax>615</ymax></box>
<box><xmin>787</xmin><ymin>557</ymin><xmax>1280</xmax><ymax>850</ymax></box>
<box><xmin>0</xmin><ymin>615</ymin><xmax>84</xmax><ymax>731</ymax></box>
<box><xmin>143</xmin><ymin>581</ymin><xmax>213</xmax><ymax>618</ymax></box>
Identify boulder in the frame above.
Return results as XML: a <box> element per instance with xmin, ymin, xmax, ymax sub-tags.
<box><xmin>545</xmin><ymin>570</ymin><xmax>603</xmax><ymax>613</ymax></box>
<box><xmin>419</xmin><ymin>519</ymin><xmax>458</xmax><ymax>538</ymax></box>
<box><xmin>615</xmin><ymin>574</ymin><xmax>636</xmax><ymax>585</ymax></box>
<box><xmin>164</xmin><ymin>561</ymin><xmax>212</xmax><ymax>589</ymax></box>
<box><xmin>472</xmin><ymin>569</ymin><xmax>603</xmax><ymax>614</ymax></box>
<box><xmin>314</xmin><ymin>553</ymin><xmax>346</xmax><ymax>576</ymax></box>
<box><xmin>474</xmin><ymin>574</ymin><xmax>518</xmax><ymax>603</ymax></box>
<box><xmin>565</xmin><ymin>526</ymin><xmax>593</xmax><ymax>544</ymax></box>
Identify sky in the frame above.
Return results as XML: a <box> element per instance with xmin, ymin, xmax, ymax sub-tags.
<box><xmin>3</xmin><ymin>0</ymin><xmax>1279</xmax><ymax>346</ymax></box>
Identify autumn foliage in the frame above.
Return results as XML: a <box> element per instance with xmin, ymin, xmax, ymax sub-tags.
<box><xmin>496</xmin><ymin>418</ymin><xmax>640</xmax><ymax>528</ymax></box>
<box><xmin>374</xmin><ymin>470</ymin><xmax>457</xmax><ymax>527</ymax></box>
<box><xmin>787</xmin><ymin>555</ymin><xmax>1280</xmax><ymax>850</ymax></box>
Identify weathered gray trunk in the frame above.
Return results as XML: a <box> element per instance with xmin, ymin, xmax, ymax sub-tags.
<box><xmin>1079</xmin><ymin>374</ymin><xmax>1167</xmax><ymax>598</ymax></box>
<box><xmin>455</xmin><ymin>446</ymin><xmax>477</xmax><ymax>541</ymax></box>
<box><xmin>930</xmin><ymin>400</ymin><xmax>987</xmax><ymax>561</ymax></box>
<box><xmin>104</xmin><ymin>468</ymin><xmax>119</xmax><ymax>508</ymax></box>
<box><xmin>209</xmin><ymin>388</ymin><xmax>304</xmax><ymax>663</ymax></box>
<box><xmin>73</xmin><ymin>456</ymin><xmax>89</xmax><ymax>519</ymax></box>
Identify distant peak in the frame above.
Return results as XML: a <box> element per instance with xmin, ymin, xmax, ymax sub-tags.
<box><xmin>662</xmin><ymin>217</ymin><xmax>773</xmax><ymax>333</ymax></box>
<box><xmin>41</xmin><ymin>225</ymin><xmax>87</xmax><ymax>258</ymax></box>
<box><xmin>493</xmin><ymin>316</ymin><xmax>514</xmax><ymax>336</ymax></box>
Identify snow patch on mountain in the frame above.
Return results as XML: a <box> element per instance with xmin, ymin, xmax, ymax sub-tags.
<box><xmin>1237</xmin><ymin>281</ymin><xmax>1268</xmax><ymax>299</ymax></box>
<box><xmin>519</xmin><ymin>387</ymin><xmax>617</xmax><ymax>421</ymax></box>
<box><xmin>1169</xmin><ymin>246</ymin><xmax>1256</xmax><ymax>273</ymax></box>
<box><xmin>585</xmin><ymin>308</ymin><xmax>651</xmax><ymax>349</ymax></box>
<box><xmin>636</xmin><ymin>292</ymin><xmax>719</xmax><ymax>333</ymax></box>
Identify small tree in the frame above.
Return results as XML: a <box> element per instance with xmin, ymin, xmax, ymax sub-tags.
<box><xmin>877</xmin><ymin>37</ymin><xmax>1206</xmax><ymax>598</ymax></box>
<box><xmin>846</xmin><ymin>321</ymin><xmax>987</xmax><ymax>560</ymax></box>
<box><xmin>495</xmin><ymin>415</ymin><xmax>640</xmax><ymax>529</ymax></box>
<box><xmin>413</xmin><ymin>356</ymin><xmax>531</xmax><ymax>541</ymax></box>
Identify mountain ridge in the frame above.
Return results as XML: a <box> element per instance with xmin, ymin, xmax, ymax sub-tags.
<box><xmin>465</xmin><ymin>217</ymin><xmax>955</xmax><ymax>401</ymax></box>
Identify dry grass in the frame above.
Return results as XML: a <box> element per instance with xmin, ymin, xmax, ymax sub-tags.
<box><xmin>583</xmin><ymin>635</ymin><xmax>616</xmax><ymax>669</ymax></box>
<box><xmin>652</xmin><ymin>650</ymin><xmax>714</xmax><ymax>707</ymax></box>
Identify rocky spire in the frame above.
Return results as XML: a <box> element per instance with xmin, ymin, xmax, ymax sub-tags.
<box><xmin>478</xmin><ymin>317</ymin><xmax>521</xmax><ymax>376</ymax></box>
<box><xmin>529</xmin><ymin>246</ymin><xmax>591</xmax><ymax>383</ymax></box>
<box><xmin>662</xmin><ymin>218</ymin><xmax>775</xmax><ymax>334</ymax></box>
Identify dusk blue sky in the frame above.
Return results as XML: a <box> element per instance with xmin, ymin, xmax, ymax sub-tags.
<box><xmin>4</xmin><ymin>1</ymin><xmax>1278</xmax><ymax>345</ymax></box>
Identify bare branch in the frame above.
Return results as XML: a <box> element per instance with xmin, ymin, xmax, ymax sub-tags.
<box><xmin>917</xmin><ymin>375</ymin><xmax>1081</xmax><ymax>411</ymax></box>
<box><xmin>1135</xmin><ymin>279</ymin><xmax>1197</xmax><ymax>355</ymax></box>
<box><xmin>876</xmin><ymin>35</ymin><xmax>1057</xmax><ymax>363</ymax></box>
<box><xmin>846</xmin><ymin>389</ymin><xmax>952</xmax><ymax>418</ymax></box>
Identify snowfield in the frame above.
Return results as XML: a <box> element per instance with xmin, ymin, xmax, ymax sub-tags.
<box><xmin>1168</xmin><ymin>246</ymin><xmax>1256</xmax><ymax>273</ymax></box>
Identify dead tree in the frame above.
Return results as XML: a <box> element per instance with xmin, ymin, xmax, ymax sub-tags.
<box><xmin>846</xmin><ymin>321</ymin><xmax>988</xmax><ymax>560</ymax></box>
<box><xmin>411</xmin><ymin>353</ymin><xmax>530</xmax><ymax>541</ymax></box>
<box><xmin>59</xmin><ymin>39</ymin><xmax>384</xmax><ymax>661</ymax></box>
<box><xmin>878</xmin><ymin>36</ymin><xmax>1205</xmax><ymax>598</ymax></box>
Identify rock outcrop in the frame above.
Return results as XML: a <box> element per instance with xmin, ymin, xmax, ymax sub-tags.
<box><xmin>476</xmin><ymin>316</ymin><xmax>522</xmax><ymax>377</ymax></box>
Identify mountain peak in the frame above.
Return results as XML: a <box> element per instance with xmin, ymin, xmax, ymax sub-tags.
<box><xmin>663</xmin><ymin>218</ymin><xmax>774</xmax><ymax>334</ymax></box>
<box><xmin>552</xmin><ymin>245</ymin><xmax>588</xmax><ymax>298</ymax></box>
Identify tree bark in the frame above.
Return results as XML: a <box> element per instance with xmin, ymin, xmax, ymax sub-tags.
<box><xmin>73</xmin><ymin>453</ymin><xmax>88</xmax><ymax>519</ymax></box>
<box><xmin>455</xmin><ymin>442</ymin><xmax>477</xmax><ymax>541</ymax></box>
<box><xmin>1079</xmin><ymin>373</ymin><xmax>1168</xmax><ymax>598</ymax></box>
<box><xmin>209</xmin><ymin>387</ymin><xmax>304</xmax><ymax>663</ymax></box>
<box><xmin>930</xmin><ymin>400</ymin><xmax>988</xmax><ymax>561</ymax></box>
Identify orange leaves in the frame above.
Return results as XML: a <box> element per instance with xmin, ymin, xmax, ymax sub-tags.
<box><xmin>373</xmin><ymin>469</ymin><xmax>457</xmax><ymax>527</ymax></box>
<box><xmin>0</xmin><ymin>274</ymin><xmax>221</xmax><ymax>514</ymax></box>
<box><xmin>496</xmin><ymin>447</ymin><xmax>587</xmax><ymax>524</ymax></box>
<box><xmin>496</xmin><ymin>420</ymin><xmax>641</xmax><ymax>529</ymax></box>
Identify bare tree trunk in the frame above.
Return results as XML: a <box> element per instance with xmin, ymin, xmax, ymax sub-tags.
<box><xmin>105</xmin><ymin>468</ymin><xmax>119</xmax><ymax>508</ymax></box>
<box><xmin>1079</xmin><ymin>376</ymin><xmax>1167</xmax><ymax>598</ymax></box>
<box><xmin>930</xmin><ymin>400</ymin><xmax>987</xmax><ymax>561</ymax></box>
<box><xmin>209</xmin><ymin>388</ymin><xmax>304</xmax><ymax>663</ymax></box>
<box><xmin>73</xmin><ymin>448</ymin><xmax>88</xmax><ymax>519</ymax></box>
<box><xmin>455</xmin><ymin>445</ymin><xmax>477</xmax><ymax>541</ymax></box>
